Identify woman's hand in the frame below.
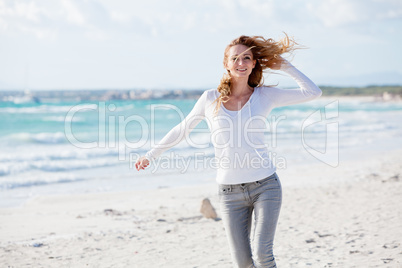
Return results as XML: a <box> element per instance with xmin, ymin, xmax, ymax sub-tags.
<box><xmin>269</xmin><ymin>56</ymin><xmax>287</xmax><ymax>70</ymax></box>
<box><xmin>135</xmin><ymin>156</ymin><xmax>150</xmax><ymax>171</ymax></box>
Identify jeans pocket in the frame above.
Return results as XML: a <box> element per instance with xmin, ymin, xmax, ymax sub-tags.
<box><xmin>258</xmin><ymin>173</ymin><xmax>277</xmax><ymax>186</ymax></box>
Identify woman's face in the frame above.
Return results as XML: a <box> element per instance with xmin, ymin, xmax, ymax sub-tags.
<box><xmin>225</xmin><ymin>44</ymin><xmax>256</xmax><ymax>79</ymax></box>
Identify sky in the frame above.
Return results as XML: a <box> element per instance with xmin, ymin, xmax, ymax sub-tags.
<box><xmin>0</xmin><ymin>0</ymin><xmax>402</xmax><ymax>90</ymax></box>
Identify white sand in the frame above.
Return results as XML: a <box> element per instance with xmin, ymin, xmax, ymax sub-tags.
<box><xmin>1</xmin><ymin>150</ymin><xmax>401</xmax><ymax>267</ymax></box>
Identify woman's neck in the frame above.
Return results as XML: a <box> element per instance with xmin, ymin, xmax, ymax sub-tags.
<box><xmin>231</xmin><ymin>77</ymin><xmax>253</xmax><ymax>97</ymax></box>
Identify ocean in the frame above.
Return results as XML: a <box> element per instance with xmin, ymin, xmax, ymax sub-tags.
<box><xmin>1</xmin><ymin>95</ymin><xmax>402</xmax><ymax>207</ymax></box>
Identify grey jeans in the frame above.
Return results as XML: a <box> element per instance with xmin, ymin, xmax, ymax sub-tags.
<box><xmin>218</xmin><ymin>173</ymin><xmax>282</xmax><ymax>268</ymax></box>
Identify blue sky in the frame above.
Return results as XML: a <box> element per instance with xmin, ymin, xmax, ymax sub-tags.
<box><xmin>0</xmin><ymin>0</ymin><xmax>401</xmax><ymax>90</ymax></box>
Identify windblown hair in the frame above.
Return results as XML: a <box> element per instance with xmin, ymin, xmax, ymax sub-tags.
<box><xmin>214</xmin><ymin>34</ymin><xmax>297</xmax><ymax>114</ymax></box>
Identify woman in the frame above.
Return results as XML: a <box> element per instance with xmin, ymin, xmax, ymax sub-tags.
<box><xmin>135</xmin><ymin>34</ymin><xmax>322</xmax><ymax>268</ymax></box>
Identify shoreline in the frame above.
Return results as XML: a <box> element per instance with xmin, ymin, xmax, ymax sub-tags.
<box><xmin>2</xmin><ymin>144</ymin><xmax>401</xmax><ymax>209</ymax></box>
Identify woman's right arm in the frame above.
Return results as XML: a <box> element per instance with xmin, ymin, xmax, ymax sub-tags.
<box><xmin>135</xmin><ymin>91</ymin><xmax>208</xmax><ymax>171</ymax></box>
<box><xmin>266</xmin><ymin>59</ymin><xmax>322</xmax><ymax>107</ymax></box>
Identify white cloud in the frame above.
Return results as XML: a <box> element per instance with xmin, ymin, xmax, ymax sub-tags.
<box><xmin>110</xmin><ymin>10</ymin><xmax>131</xmax><ymax>24</ymax></box>
<box><xmin>0</xmin><ymin>0</ymin><xmax>59</xmax><ymax>39</ymax></box>
<box><xmin>1</xmin><ymin>0</ymin><xmax>401</xmax><ymax>89</ymax></box>
<box><xmin>61</xmin><ymin>0</ymin><xmax>86</xmax><ymax>26</ymax></box>
<box><xmin>0</xmin><ymin>0</ymin><xmax>117</xmax><ymax>40</ymax></box>
<box><xmin>308</xmin><ymin>0</ymin><xmax>365</xmax><ymax>27</ymax></box>
<box><xmin>2</xmin><ymin>0</ymin><xmax>400</xmax><ymax>41</ymax></box>
<box><xmin>308</xmin><ymin>0</ymin><xmax>402</xmax><ymax>28</ymax></box>
<box><xmin>0</xmin><ymin>0</ymin><xmax>46</xmax><ymax>22</ymax></box>
<box><xmin>14</xmin><ymin>1</ymin><xmax>42</xmax><ymax>22</ymax></box>
<box><xmin>238</xmin><ymin>0</ymin><xmax>275</xmax><ymax>17</ymax></box>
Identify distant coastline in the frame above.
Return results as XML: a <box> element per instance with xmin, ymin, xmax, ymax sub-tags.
<box><xmin>0</xmin><ymin>89</ymin><xmax>204</xmax><ymax>103</ymax></box>
<box><xmin>320</xmin><ymin>85</ymin><xmax>402</xmax><ymax>96</ymax></box>
<box><xmin>0</xmin><ymin>85</ymin><xmax>401</xmax><ymax>103</ymax></box>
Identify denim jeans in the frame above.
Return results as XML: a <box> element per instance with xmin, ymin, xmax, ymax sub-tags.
<box><xmin>218</xmin><ymin>173</ymin><xmax>282</xmax><ymax>268</ymax></box>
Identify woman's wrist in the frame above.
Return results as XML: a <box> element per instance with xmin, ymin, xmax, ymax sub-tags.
<box><xmin>144</xmin><ymin>152</ymin><xmax>153</xmax><ymax>162</ymax></box>
<box><xmin>280</xmin><ymin>59</ymin><xmax>294</xmax><ymax>71</ymax></box>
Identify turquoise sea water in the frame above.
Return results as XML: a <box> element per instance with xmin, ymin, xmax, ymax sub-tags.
<box><xmin>1</xmin><ymin>96</ymin><xmax>402</xmax><ymax>207</ymax></box>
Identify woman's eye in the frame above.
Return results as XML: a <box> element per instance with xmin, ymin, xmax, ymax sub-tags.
<box><xmin>232</xmin><ymin>57</ymin><xmax>238</xmax><ymax>62</ymax></box>
<box><xmin>244</xmin><ymin>56</ymin><xmax>251</xmax><ymax>60</ymax></box>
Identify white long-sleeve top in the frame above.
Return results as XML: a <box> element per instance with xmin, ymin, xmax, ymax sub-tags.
<box><xmin>145</xmin><ymin>61</ymin><xmax>322</xmax><ymax>185</ymax></box>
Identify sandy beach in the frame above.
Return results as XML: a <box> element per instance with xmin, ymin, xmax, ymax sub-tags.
<box><xmin>1</xmin><ymin>148</ymin><xmax>401</xmax><ymax>268</ymax></box>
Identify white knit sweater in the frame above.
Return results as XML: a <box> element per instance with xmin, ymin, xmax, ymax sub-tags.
<box><xmin>145</xmin><ymin>61</ymin><xmax>322</xmax><ymax>185</ymax></box>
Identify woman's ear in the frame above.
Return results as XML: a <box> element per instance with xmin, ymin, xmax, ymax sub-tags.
<box><xmin>253</xmin><ymin>59</ymin><xmax>256</xmax><ymax>69</ymax></box>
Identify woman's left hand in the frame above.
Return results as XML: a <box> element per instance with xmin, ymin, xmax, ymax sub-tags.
<box><xmin>135</xmin><ymin>156</ymin><xmax>150</xmax><ymax>171</ymax></box>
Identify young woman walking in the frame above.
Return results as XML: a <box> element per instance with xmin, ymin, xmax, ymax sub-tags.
<box><xmin>135</xmin><ymin>34</ymin><xmax>322</xmax><ymax>268</ymax></box>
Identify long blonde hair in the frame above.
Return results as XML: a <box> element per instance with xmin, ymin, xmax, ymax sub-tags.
<box><xmin>214</xmin><ymin>34</ymin><xmax>297</xmax><ymax>114</ymax></box>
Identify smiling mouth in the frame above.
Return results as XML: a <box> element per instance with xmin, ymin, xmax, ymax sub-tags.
<box><xmin>237</xmin><ymin>69</ymin><xmax>247</xmax><ymax>71</ymax></box>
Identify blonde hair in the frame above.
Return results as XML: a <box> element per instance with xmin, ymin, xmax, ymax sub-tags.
<box><xmin>214</xmin><ymin>34</ymin><xmax>297</xmax><ymax>114</ymax></box>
